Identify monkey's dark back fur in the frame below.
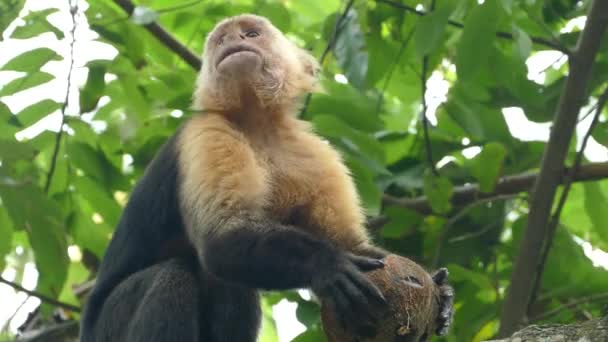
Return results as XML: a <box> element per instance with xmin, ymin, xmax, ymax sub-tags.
<box><xmin>80</xmin><ymin>133</ymin><xmax>260</xmax><ymax>342</ymax></box>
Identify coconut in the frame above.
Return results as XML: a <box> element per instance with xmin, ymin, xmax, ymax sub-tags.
<box><xmin>321</xmin><ymin>255</ymin><xmax>441</xmax><ymax>342</ymax></box>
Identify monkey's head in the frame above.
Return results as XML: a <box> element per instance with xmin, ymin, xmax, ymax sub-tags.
<box><xmin>194</xmin><ymin>14</ymin><xmax>319</xmax><ymax>112</ymax></box>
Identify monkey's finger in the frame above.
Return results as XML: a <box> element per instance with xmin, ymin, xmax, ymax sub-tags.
<box><xmin>336</xmin><ymin>275</ymin><xmax>377</xmax><ymax>325</ymax></box>
<box><xmin>328</xmin><ymin>285</ymin><xmax>357</xmax><ymax>328</ymax></box>
<box><xmin>439</xmin><ymin>284</ymin><xmax>455</xmax><ymax>298</ymax></box>
<box><xmin>436</xmin><ymin>324</ymin><xmax>450</xmax><ymax>336</ymax></box>
<box><xmin>432</xmin><ymin>267</ymin><xmax>449</xmax><ymax>285</ymax></box>
<box><xmin>345</xmin><ymin>268</ymin><xmax>386</xmax><ymax>305</ymax></box>
<box><xmin>324</xmin><ymin>297</ymin><xmax>348</xmax><ymax>330</ymax></box>
<box><xmin>348</xmin><ymin>254</ymin><xmax>385</xmax><ymax>271</ymax></box>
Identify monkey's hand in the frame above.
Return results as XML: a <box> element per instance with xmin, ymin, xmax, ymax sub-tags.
<box><xmin>432</xmin><ymin>268</ymin><xmax>454</xmax><ymax>336</ymax></box>
<box><xmin>311</xmin><ymin>251</ymin><xmax>386</xmax><ymax>336</ymax></box>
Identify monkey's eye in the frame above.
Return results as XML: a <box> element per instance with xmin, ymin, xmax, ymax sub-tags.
<box><xmin>245</xmin><ymin>30</ymin><xmax>260</xmax><ymax>38</ymax></box>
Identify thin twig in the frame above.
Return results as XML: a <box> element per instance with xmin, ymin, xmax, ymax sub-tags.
<box><xmin>577</xmin><ymin>102</ymin><xmax>599</xmax><ymax>123</ymax></box>
<box><xmin>536</xmin><ymin>54</ymin><xmax>567</xmax><ymax>76</ymax></box>
<box><xmin>447</xmin><ymin>194</ymin><xmax>522</xmax><ymax>229</ymax></box>
<box><xmin>300</xmin><ymin>0</ymin><xmax>355</xmax><ymax>118</ymax></box>
<box><xmin>156</xmin><ymin>0</ymin><xmax>203</xmax><ymax>14</ymax></box>
<box><xmin>531</xmin><ymin>292</ymin><xmax>608</xmax><ymax>322</ymax></box>
<box><xmin>528</xmin><ymin>86</ymin><xmax>608</xmax><ymax>315</ymax></box>
<box><xmin>419</xmin><ymin>0</ymin><xmax>437</xmax><ymax>175</ymax></box>
<box><xmin>93</xmin><ymin>0</ymin><xmax>204</xmax><ymax>29</ymax></box>
<box><xmin>0</xmin><ymin>276</ymin><xmax>81</xmax><ymax>312</ymax></box>
<box><xmin>44</xmin><ymin>0</ymin><xmax>77</xmax><ymax>194</ymax></box>
<box><xmin>420</xmin><ymin>55</ymin><xmax>435</xmax><ymax>173</ymax></box>
<box><xmin>375</xmin><ymin>0</ymin><xmax>571</xmax><ymax>55</ymax></box>
<box><xmin>447</xmin><ymin>221</ymin><xmax>500</xmax><ymax>243</ymax></box>
<box><xmin>374</xmin><ymin>28</ymin><xmax>415</xmax><ymax>115</ymax></box>
<box><xmin>382</xmin><ymin>162</ymin><xmax>608</xmax><ymax>213</ymax></box>
<box><xmin>319</xmin><ymin>0</ymin><xmax>356</xmax><ymax>65</ymax></box>
<box><xmin>1</xmin><ymin>295</ymin><xmax>30</xmax><ymax>333</ymax></box>
<box><xmin>112</xmin><ymin>0</ymin><xmax>202</xmax><ymax>70</ymax></box>
<box><xmin>432</xmin><ymin>194</ymin><xmax>519</xmax><ymax>267</ymax></box>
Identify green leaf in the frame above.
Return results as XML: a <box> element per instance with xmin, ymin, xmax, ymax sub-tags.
<box><xmin>312</xmin><ymin>115</ymin><xmax>385</xmax><ymax>166</ymax></box>
<box><xmin>456</xmin><ymin>1</ymin><xmax>501</xmax><ymax>81</ymax></box>
<box><xmin>1</xmin><ymin>47</ymin><xmax>62</xmax><ymax>72</ymax></box>
<box><xmin>296</xmin><ymin>300</ymin><xmax>321</xmax><ymax>327</ymax></box>
<box><xmin>381</xmin><ymin>206</ymin><xmax>423</xmax><ymax>238</ymax></box>
<box><xmin>542</xmin><ymin>225</ymin><xmax>608</xmax><ymax>298</ymax></box>
<box><xmin>0</xmin><ymin>139</ymin><xmax>37</xmax><ymax>162</ymax></box>
<box><xmin>16</xmin><ymin>99</ymin><xmax>62</xmax><ymax>127</ymax></box>
<box><xmin>423</xmin><ymin>172</ymin><xmax>453</xmax><ymax>214</ymax></box>
<box><xmin>68</xmin><ymin>142</ymin><xmax>110</xmax><ymax>183</ymax></box>
<box><xmin>259</xmin><ymin>297</ymin><xmax>279</xmax><ymax>342</ymax></box>
<box><xmin>0</xmin><ymin>72</ymin><xmax>54</xmax><ymax>97</ymax></box>
<box><xmin>414</xmin><ymin>6</ymin><xmax>452</xmax><ymax>58</ymax></box>
<box><xmin>69</xmin><ymin>212</ymin><xmax>111</xmax><ymax>259</ymax></box>
<box><xmin>512</xmin><ymin>27</ymin><xmax>532</xmax><ymax>62</ymax></box>
<box><xmin>583</xmin><ymin>183</ymin><xmax>608</xmax><ymax>245</ymax></box>
<box><xmin>11</xmin><ymin>8</ymin><xmax>64</xmax><ymax>40</ymax></box>
<box><xmin>0</xmin><ymin>0</ymin><xmax>25</xmax><ymax>39</ymax></box>
<box><xmin>500</xmin><ymin>0</ymin><xmax>513</xmax><ymax>14</ymax></box>
<box><xmin>79</xmin><ymin>64</ymin><xmax>107</xmax><ymax>113</ymax></box>
<box><xmin>258</xmin><ymin>2</ymin><xmax>291</xmax><ymax>32</ymax></box>
<box><xmin>306</xmin><ymin>81</ymin><xmax>381</xmax><ymax>132</ymax></box>
<box><xmin>469</xmin><ymin>142</ymin><xmax>507</xmax><ymax>193</ymax></box>
<box><xmin>448</xmin><ymin>263</ymin><xmax>495</xmax><ymax>296</ymax></box>
<box><xmin>0</xmin><ymin>206</ymin><xmax>13</xmax><ymax>271</ymax></box>
<box><xmin>592</xmin><ymin>121</ymin><xmax>608</xmax><ymax>148</ymax></box>
<box><xmin>292</xmin><ymin>327</ymin><xmax>327</xmax><ymax>342</ymax></box>
<box><xmin>73</xmin><ymin>176</ymin><xmax>121</xmax><ymax>227</ymax></box>
<box><xmin>333</xmin><ymin>10</ymin><xmax>368</xmax><ymax>90</ymax></box>
<box><xmin>0</xmin><ymin>101</ymin><xmax>20</xmax><ymax>138</ymax></box>
<box><xmin>446</xmin><ymin>88</ymin><xmax>511</xmax><ymax>143</ymax></box>
<box><xmin>0</xmin><ymin>185</ymin><xmax>69</xmax><ymax>298</ymax></box>
<box><xmin>346</xmin><ymin>157</ymin><xmax>382</xmax><ymax>216</ymax></box>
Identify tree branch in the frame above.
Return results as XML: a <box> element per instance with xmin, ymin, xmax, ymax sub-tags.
<box><xmin>16</xmin><ymin>321</ymin><xmax>79</xmax><ymax>342</ymax></box>
<box><xmin>0</xmin><ymin>276</ymin><xmax>81</xmax><ymax>312</ymax></box>
<box><xmin>45</xmin><ymin>0</ymin><xmax>77</xmax><ymax>194</ymax></box>
<box><xmin>528</xmin><ymin>86</ymin><xmax>608</xmax><ymax>315</ymax></box>
<box><xmin>420</xmin><ymin>0</ymin><xmax>437</xmax><ymax>175</ymax></box>
<box><xmin>112</xmin><ymin>0</ymin><xmax>202</xmax><ymax>70</ymax></box>
<box><xmin>375</xmin><ymin>0</ymin><xmax>570</xmax><ymax>55</ymax></box>
<box><xmin>499</xmin><ymin>1</ymin><xmax>608</xmax><ymax>336</ymax></box>
<box><xmin>383</xmin><ymin>162</ymin><xmax>608</xmax><ymax>214</ymax></box>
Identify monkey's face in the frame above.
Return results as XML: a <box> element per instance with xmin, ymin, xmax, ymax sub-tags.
<box><xmin>194</xmin><ymin>15</ymin><xmax>318</xmax><ymax>112</ymax></box>
<box><xmin>208</xmin><ymin>17</ymin><xmax>266</xmax><ymax>77</ymax></box>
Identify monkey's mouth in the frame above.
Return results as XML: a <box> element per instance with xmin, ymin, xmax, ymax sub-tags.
<box><xmin>216</xmin><ymin>44</ymin><xmax>261</xmax><ymax>67</ymax></box>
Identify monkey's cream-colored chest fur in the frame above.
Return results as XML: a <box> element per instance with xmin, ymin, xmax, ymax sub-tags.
<box><xmin>178</xmin><ymin>114</ymin><xmax>367</xmax><ymax>248</ymax></box>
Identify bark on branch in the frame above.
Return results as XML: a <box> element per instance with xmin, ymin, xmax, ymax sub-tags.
<box><xmin>488</xmin><ymin>316</ymin><xmax>608</xmax><ymax>342</ymax></box>
<box><xmin>383</xmin><ymin>162</ymin><xmax>608</xmax><ymax>214</ymax></box>
<box><xmin>498</xmin><ymin>0</ymin><xmax>608</xmax><ymax>336</ymax></box>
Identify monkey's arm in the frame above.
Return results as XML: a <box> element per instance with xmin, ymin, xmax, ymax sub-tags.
<box><xmin>177</xmin><ymin>117</ymin><xmax>385</xmax><ymax>325</ymax></box>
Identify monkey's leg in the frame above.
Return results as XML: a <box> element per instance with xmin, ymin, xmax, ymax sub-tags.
<box><xmin>203</xmin><ymin>275</ymin><xmax>261</xmax><ymax>342</ymax></box>
<box><xmin>122</xmin><ymin>258</ymin><xmax>203</xmax><ymax>342</ymax></box>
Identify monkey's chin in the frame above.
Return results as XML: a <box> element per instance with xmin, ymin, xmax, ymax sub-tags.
<box><xmin>217</xmin><ymin>51</ymin><xmax>262</xmax><ymax>76</ymax></box>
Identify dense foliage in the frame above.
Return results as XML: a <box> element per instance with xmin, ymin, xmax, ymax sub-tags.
<box><xmin>0</xmin><ymin>0</ymin><xmax>607</xmax><ymax>341</ymax></box>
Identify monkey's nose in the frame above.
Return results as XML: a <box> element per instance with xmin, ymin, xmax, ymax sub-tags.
<box><xmin>239</xmin><ymin>34</ymin><xmax>245</xmax><ymax>39</ymax></box>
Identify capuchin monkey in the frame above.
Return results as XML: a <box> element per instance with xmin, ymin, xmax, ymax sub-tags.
<box><xmin>80</xmin><ymin>14</ymin><xmax>453</xmax><ymax>342</ymax></box>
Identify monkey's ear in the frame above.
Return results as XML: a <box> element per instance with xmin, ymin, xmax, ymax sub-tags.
<box><xmin>297</xmin><ymin>48</ymin><xmax>320</xmax><ymax>78</ymax></box>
